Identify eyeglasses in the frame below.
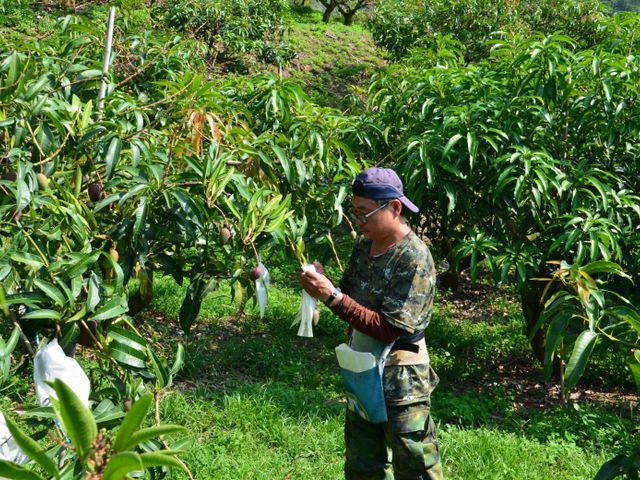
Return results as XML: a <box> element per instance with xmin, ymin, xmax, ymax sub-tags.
<box><xmin>350</xmin><ymin>202</ymin><xmax>390</xmax><ymax>224</ymax></box>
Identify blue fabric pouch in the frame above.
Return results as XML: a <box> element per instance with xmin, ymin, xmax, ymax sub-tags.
<box><xmin>339</xmin><ymin>365</ymin><xmax>387</xmax><ymax>423</ymax></box>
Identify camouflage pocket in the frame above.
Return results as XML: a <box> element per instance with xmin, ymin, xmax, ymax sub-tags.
<box><xmin>383</xmin><ymin>363</ymin><xmax>432</xmax><ymax>406</ymax></box>
<box><xmin>388</xmin><ymin>403</ymin><xmax>429</xmax><ymax>434</ymax></box>
<box><xmin>428</xmin><ymin>365</ymin><xmax>439</xmax><ymax>393</ymax></box>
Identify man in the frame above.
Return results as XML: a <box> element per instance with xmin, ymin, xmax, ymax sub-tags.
<box><xmin>299</xmin><ymin>167</ymin><xmax>443</xmax><ymax>480</ymax></box>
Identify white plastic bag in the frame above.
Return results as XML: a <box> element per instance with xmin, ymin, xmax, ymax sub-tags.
<box><xmin>255</xmin><ymin>262</ymin><xmax>270</xmax><ymax>319</ymax></box>
<box><xmin>33</xmin><ymin>338</ymin><xmax>90</xmax><ymax>408</ymax></box>
<box><xmin>292</xmin><ymin>264</ymin><xmax>317</xmax><ymax>338</ymax></box>
<box><xmin>0</xmin><ymin>411</ymin><xmax>28</xmax><ymax>466</ymax></box>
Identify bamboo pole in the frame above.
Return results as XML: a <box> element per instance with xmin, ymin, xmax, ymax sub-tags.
<box><xmin>98</xmin><ymin>7</ymin><xmax>116</xmax><ymax>112</ymax></box>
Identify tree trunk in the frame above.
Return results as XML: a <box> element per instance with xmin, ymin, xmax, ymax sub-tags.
<box><xmin>520</xmin><ymin>279</ymin><xmax>549</xmax><ymax>367</ymax></box>
<box><xmin>438</xmin><ymin>268</ymin><xmax>460</xmax><ymax>291</ymax></box>
<box><xmin>129</xmin><ymin>268</ymin><xmax>154</xmax><ymax>316</ymax></box>
<box><xmin>322</xmin><ymin>6</ymin><xmax>336</xmax><ymax>23</ymax></box>
<box><xmin>342</xmin><ymin>12</ymin><xmax>356</xmax><ymax>25</ymax></box>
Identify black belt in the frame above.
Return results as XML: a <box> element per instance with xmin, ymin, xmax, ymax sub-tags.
<box><xmin>390</xmin><ymin>331</ymin><xmax>424</xmax><ymax>353</ymax></box>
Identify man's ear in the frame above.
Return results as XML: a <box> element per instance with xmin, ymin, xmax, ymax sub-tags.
<box><xmin>391</xmin><ymin>198</ymin><xmax>403</xmax><ymax>216</ymax></box>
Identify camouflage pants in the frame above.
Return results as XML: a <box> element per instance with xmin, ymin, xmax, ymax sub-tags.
<box><xmin>344</xmin><ymin>402</ymin><xmax>443</xmax><ymax>480</ymax></box>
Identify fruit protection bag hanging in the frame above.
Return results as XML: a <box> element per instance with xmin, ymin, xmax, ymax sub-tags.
<box><xmin>255</xmin><ymin>262</ymin><xmax>270</xmax><ymax>319</ymax></box>
<box><xmin>292</xmin><ymin>264</ymin><xmax>317</xmax><ymax>337</ymax></box>
<box><xmin>0</xmin><ymin>412</ymin><xmax>28</xmax><ymax>465</ymax></box>
<box><xmin>33</xmin><ymin>338</ymin><xmax>91</xmax><ymax>407</ymax></box>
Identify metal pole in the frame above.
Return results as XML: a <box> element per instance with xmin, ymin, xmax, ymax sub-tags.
<box><xmin>98</xmin><ymin>7</ymin><xmax>116</xmax><ymax>111</ymax></box>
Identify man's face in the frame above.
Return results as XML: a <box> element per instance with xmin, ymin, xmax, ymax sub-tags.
<box><xmin>351</xmin><ymin>196</ymin><xmax>399</xmax><ymax>239</ymax></box>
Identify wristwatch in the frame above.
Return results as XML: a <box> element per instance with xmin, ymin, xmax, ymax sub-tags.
<box><xmin>324</xmin><ymin>287</ymin><xmax>341</xmax><ymax>307</ymax></box>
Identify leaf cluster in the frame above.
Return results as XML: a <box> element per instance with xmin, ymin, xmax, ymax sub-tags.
<box><xmin>368</xmin><ymin>0</ymin><xmax>608</xmax><ymax>61</ymax></box>
<box><xmin>0</xmin><ymin>381</ymin><xmax>188</xmax><ymax>479</ymax></box>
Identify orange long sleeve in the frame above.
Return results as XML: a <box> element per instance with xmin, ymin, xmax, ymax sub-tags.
<box><xmin>328</xmin><ymin>294</ymin><xmax>405</xmax><ymax>343</ymax></box>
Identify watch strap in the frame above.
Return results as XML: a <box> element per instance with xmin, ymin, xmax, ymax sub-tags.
<box><xmin>324</xmin><ymin>287</ymin><xmax>341</xmax><ymax>307</ymax></box>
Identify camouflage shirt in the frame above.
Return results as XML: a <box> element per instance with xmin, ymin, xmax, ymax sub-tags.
<box><xmin>339</xmin><ymin>230</ymin><xmax>437</xmax><ymax>406</ymax></box>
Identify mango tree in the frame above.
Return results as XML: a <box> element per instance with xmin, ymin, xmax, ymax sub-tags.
<box><xmin>1</xmin><ymin>9</ymin><xmax>363</xmax><ymax>349</ymax></box>
<box><xmin>1</xmin><ymin>9</ymin><xmax>365</xmax><ymax>478</ymax></box>
<box><xmin>366</xmin><ymin>28</ymin><xmax>640</xmax><ymax>388</ymax></box>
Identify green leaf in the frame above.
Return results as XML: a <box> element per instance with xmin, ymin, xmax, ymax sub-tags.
<box><xmin>594</xmin><ymin>454</ymin><xmax>632</xmax><ymax>480</ymax></box>
<box><xmin>107</xmin><ymin>326</ymin><xmax>147</xmax><ymax>352</ymax></box>
<box><xmin>86</xmin><ymin>273</ymin><xmax>100</xmax><ymax>313</ymax></box>
<box><xmin>105</xmin><ymin>137</ymin><xmax>122</xmax><ymax>179</ymax></box>
<box><xmin>90</xmin><ymin>296</ymin><xmax>128</xmax><ymax>322</ymax></box>
<box><xmin>49</xmin><ymin>378</ymin><xmax>97</xmax><ymax>463</ymax></box>
<box><xmin>148</xmin><ymin>349</ymin><xmax>169</xmax><ymax>389</ymax></box>
<box><xmin>109</xmin><ymin>342</ymin><xmax>147</xmax><ymax>369</ymax></box>
<box><xmin>443</xmin><ymin>182</ymin><xmax>457</xmax><ymax>215</ymax></box>
<box><xmin>10</xmin><ymin>253</ymin><xmax>43</xmax><ymax>269</ymax></box>
<box><xmin>140</xmin><ymin>452</ymin><xmax>188</xmax><ymax>471</ymax></box>
<box><xmin>3</xmin><ymin>293</ymin><xmax>46</xmax><ymax>309</ymax></box>
<box><xmin>0</xmin><ymin>461</ymin><xmax>46</xmax><ymax>480</ymax></box>
<box><xmin>564</xmin><ymin>330</ymin><xmax>598</xmax><ymax>393</ymax></box>
<box><xmin>3</xmin><ymin>415</ymin><xmax>59</xmax><ymax>479</ymax></box>
<box><xmin>605</xmin><ymin>305</ymin><xmax>640</xmax><ymax>335</ymax></box>
<box><xmin>132</xmin><ymin>196</ymin><xmax>148</xmax><ymax>241</ymax></box>
<box><xmin>0</xmin><ymin>327</ymin><xmax>20</xmax><ymax>358</ymax></box>
<box><xmin>21</xmin><ymin>309</ymin><xmax>61</xmax><ymax>321</ymax></box>
<box><xmin>170</xmin><ymin>344</ymin><xmax>185</xmax><ymax>377</ymax></box>
<box><xmin>93</xmin><ymin>399</ymin><xmax>126</xmax><ymax>426</ymax></box>
<box><xmin>62</xmin><ymin>251</ymin><xmax>101</xmax><ymax>281</ymax></box>
<box><xmin>35</xmin><ymin>123</ymin><xmax>53</xmax><ymax>156</ymax></box>
<box><xmin>24</xmin><ymin>74</ymin><xmax>50</xmax><ymax>100</ymax></box>
<box><xmin>543</xmin><ymin>312</ymin><xmax>572</xmax><ymax>380</ymax></box>
<box><xmin>581</xmin><ymin>261</ymin><xmax>628</xmax><ymax>278</ymax></box>
<box><xmin>102</xmin><ymin>452</ymin><xmax>143</xmax><ymax>480</ymax></box>
<box><xmin>18</xmin><ymin>407</ymin><xmax>56</xmax><ymax>420</ymax></box>
<box><xmin>442</xmin><ymin>133</ymin><xmax>463</xmax><ymax>157</ymax></box>
<box><xmin>120</xmin><ymin>425</ymin><xmax>186</xmax><ymax>452</ymax></box>
<box><xmin>179</xmin><ymin>276</ymin><xmax>205</xmax><ymax>335</ymax></box>
<box><xmin>33</xmin><ymin>280</ymin><xmax>65</xmax><ymax>307</ymax></box>
<box><xmin>117</xmin><ymin>183</ymin><xmax>147</xmax><ymax>206</ymax></box>
<box><xmin>76</xmin><ymin>69</ymin><xmax>102</xmax><ymax>80</ymax></box>
<box><xmin>113</xmin><ymin>394</ymin><xmax>152</xmax><ymax>452</ymax></box>
<box><xmin>629</xmin><ymin>360</ymin><xmax>640</xmax><ymax>392</ymax></box>
<box><xmin>271</xmin><ymin>144</ymin><xmax>291</xmax><ymax>182</ymax></box>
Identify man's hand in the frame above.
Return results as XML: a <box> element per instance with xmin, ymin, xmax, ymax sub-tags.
<box><xmin>312</xmin><ymin>260</ymin><xmax>324</xmax><ymax>275</ymax></box>
<box><xmin>298</xmin><ymin>268</ymin><xmax>334</xmax><ymax>303</ymax></box>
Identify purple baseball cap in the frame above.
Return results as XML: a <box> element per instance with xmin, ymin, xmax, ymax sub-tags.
<box><xmin>352</xmin><ymin>167</ymin><xmax>419</xmax><ymax>213</ymax></box>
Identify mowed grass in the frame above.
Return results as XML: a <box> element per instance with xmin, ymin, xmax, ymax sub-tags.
<box><xmin>142</xmin><ymin>269</ymin><xmax>631</xmax><ymax>479</ymax></box>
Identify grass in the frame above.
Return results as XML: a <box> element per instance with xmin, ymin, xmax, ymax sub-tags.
<box><xmin>285</xmin><ymin>8</ymin><xmax>388</xmax><ymax>110</ymax></box>
<box><xmin>131</xmin><ymin>268</ymin><xmax>638</xmax><ymax>479</ymax></box>
<box><xmin>440</xmin><ymin>426</ymin><xmax>606</xmax><ymax>480</ymax></box>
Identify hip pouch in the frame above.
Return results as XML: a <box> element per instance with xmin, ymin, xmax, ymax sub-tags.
<box><xmin>335</xmin><ymin>342</ymin><xmax>394</xmax><ymax>424</ymax></box>
<box><xmin>339</xmin><ymin>364</ymin><xmax>387</xmax><ymax>423</ymax></box>
<box><xmin>336</xmin><ymin>332</ymin><xmax>428</xmax><ymax>423</ymax></box>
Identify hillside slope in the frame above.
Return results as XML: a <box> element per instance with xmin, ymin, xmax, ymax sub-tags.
<box><xmin>285</xmin><ymin>8</ymin><xmax>388</xmax><ymax>110</ymax></box>
<box><xmin>0</xmin><ymin>2</ymin><xmax>386</xmax><ymax>111</ymax></box>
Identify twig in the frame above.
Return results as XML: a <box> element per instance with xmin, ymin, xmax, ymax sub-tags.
<box><xmin>119</xmin><ymin>78</ymin><xmax>195</xmax><ymax>115</ymax></box>
<box><xmin>115</xmin><ymin>53</ymin><xmax>158</xmax><ymax>89</ymax></box>
<box><xmin>24</xmin><ymin>121</ymin><xmax>46</xmax><ymax>163</ymax></box>
<box><xmin>163</xmin><ymin>130</ymin><xmax>178</xmax><ymax>180</ymax></box>
<box><xmin>31</xmin><ymin>129</ymin><xmax>72</xmax><ymax>168</ymax></box>
<box><xmin>325</xmin><ymin>232</ymin><xmax>344</xmax><ymax>272</ymax></box>
<box><xmin>21</xmin><ymin>228</ymin><xmax>50</xmax><ymax>267</ymax></box>
<box><xmin>164</xmin><ymin>181</ymin><xmax>203</xmax><ymax>187</ymax></box>
<box><xmin>209</xmin><ymin>202</ymin><xmax>229</xmax><ymax>226</ymax></box>
<box><xmin>11</xmin><ymin>317</ymin><xmax>34</xmax><ymax>356</ymax></box>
